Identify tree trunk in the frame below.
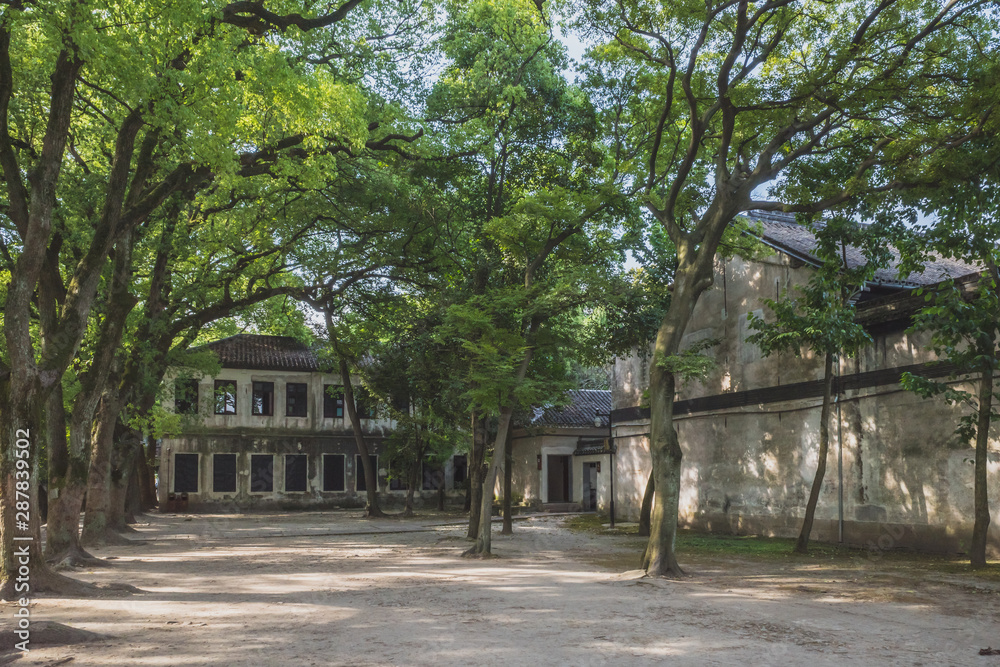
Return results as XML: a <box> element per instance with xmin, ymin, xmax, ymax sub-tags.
<box><xmin>402</xmin><ymin>460</ymin><xmax>417</xmax><ymax>518</ymax></box>
<box><xmin>637</xmin><ymin>471</ymin><xmax>654</xmax><ymax>537</ymax></box>
<box><xmin>467</xmin><ymin>412</ymin><xmax>486</xmax><ymax>538</ymax></box>
<box><xmin>642</xmin><ymin>239</ymin><xmax>720</xmax><ymax>577</ymax></box>
<box><xmin>467</xmin><ymin>337</ymin><xmax>537</xmax><ymax>557</ymax></box>
<box><xmin>795</xmin><ymin>352</ymin><xmax>834</xmax><ymax>554</ymax></box>
<box><xmin>81</xmin><ymin>392</ymin><xmax>130</xmax><ymax>547</ymax></box>
<box><xmin>501</xmin><ymin>425</ymin><xmax>513</xmax><ymax>535</ymax></box>
<box><xmin>107</xmin><ymin>430</ymin><xmax>141</xmax><ymax>532</ymax></box>
<box><xmin>970</xmin><ymin>362</ymin><xmax>994</xmax><ymax>569</ymax></box>
<box><xmin>466</xmin><ymin>406</ymin><xmax>514</xmax><ymax>557</ymax></box>
<box><xmin>642</xmin><ymin>366</ymin><xmax>685</xmax><ymax>576</ymax></box>
<box><xmin>44</xmin><ymin>383</ymin><xmax>98</xmax><ymax>565</ymax></box>
<box><xmin>138</xmin><ymin>436</ymin><xmax>157</xmax><ymax>511</ymax></box>
<box><xmin>46</xmin><ymin>406</ymin><xmax>103</xmax><ymax>564</ymax></box>
<box><xmin>124</xmin><ymin>453</ymin><xmax>143</xmax><ymax>524</ymax></box>
<box><xmin>338</xmin><ymin>355</ymin><xmax>384</xmax><ymax>517</ymax></box>
<box><xmin>402</xmin><ymin>428</ymin><xmax>427</xmax><ymax>517</ymax></box>
<box><xmin>1</xmin><ymin>381</ymin><xmax>96</xmax><ymax>599</ymax></box>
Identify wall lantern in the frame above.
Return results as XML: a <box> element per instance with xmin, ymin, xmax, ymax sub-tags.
<box><xmin>537</xmin><ymin>454</ymin><xmax>542</xmax><ymax>470</ymax></box>
<box><xmin>596</xmin><ymin>462</ymin><xmax>601</xmax><ymax>473</ymax></box>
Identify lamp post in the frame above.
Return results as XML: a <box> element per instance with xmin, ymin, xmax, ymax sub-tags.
<box><xmin>594</xmin><ymin>410</ymin><xmax>615</xmax><ymax>528</ymax></box>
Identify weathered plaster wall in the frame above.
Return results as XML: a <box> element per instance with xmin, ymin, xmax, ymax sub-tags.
<box><xmin>164</xmin><ymin>368</ymin><xmax>394</xmax><ymax>434</ymax></box>
<box><xmin>510</xmin><ymin>434</ymin><xmax>541</xmax><ymax>506</ymax></box>
<box><xmin>509</xmin><ymin>427</ymin><xmax>610</xmax><ymax>508</ymax></box>
<box><xmin>160</xmin><ymin>433</ymin><xmax>380</xmax><ymax>510</ymax></box>
<box><xmin>612</xmin><ymin>251</ymin><xmax>1000</xmax><ymax>555</ymax></box>
<box><xmin>159</xmin><ymin>369</ymin><xmax>464</xmax><ymax>510</ymax></box>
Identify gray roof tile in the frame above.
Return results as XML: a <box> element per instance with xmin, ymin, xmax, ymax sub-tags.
<box><xmin>201</xmin><ymin>334</ymin><xmax>320</xmax><ymax>372</ymax></box>
<box><xmin>747</xmin><ymin>212</ymin><xmax>979</xmax><ymax>287</ymax></box>
<box><xmin>530</xmin><ymin>389</ymin><xmax>612</xmax><ymax>428</ymax></box>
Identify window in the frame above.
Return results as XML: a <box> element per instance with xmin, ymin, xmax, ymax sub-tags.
<box><xmin>422</xmin><ymin>461</ymin><xmax>445</xmax><ymax>490</ymax></box>
<box><xmin>353</xmin><ymin>386</ymin><xmax>377</xmax><ymax>420</ymax></box>
<box><xmin>391</xmin><ymin>392</ymin><xmax>409</xmax><ymax>413</ymax></box>
<box><xmin>452</xmin><ymin>455</ymin><xmax>468</xmax><ymax>485</ymax></box>
<box><xmin>388</xmin><ymin>460</ymin><xmax>408</xmax><ymax>491</ymax></box>
<box><xmin>322</xmin><ymin>454</ymin><xmax>345</xmax><ymax>492</ymax></box>
<box><xmin>250</xmin><ymin>454</ymin><xmax>274</xmax><ymax>492</ymax></box>
<box><xmin>252</xmin><ymin>381</ymin><xmax>274</xmax><ymax>416</ymax></box>
<box><xmin>286</xmin><ymin>382</ymin><xmax>308</xmax><ymax>417</ymax></box>
<box><xmin>355</xmin><ymin>454</ymin><xmax>377</xmax><ymax>492</ymax></box>
<box><xmin>174</xmin><ymin>379</ymin><xmax>199</xmax><ymax>415</ymax></box>
<box><xmin>213</xmin><ymin>454</ymin><xmax>237</xmax><ymax>493</ymax></box>
<box><xmin>284</xmin><ymin>454</ymin><xmax>308</xmax><ymax>492</ymax></box>
<box><xmin>323</xmin><ymin>385</ymin><xmax>344</xmax><ymax>418</ymax></box>
<box><xmin>174</xmin><ymin>453</ymin><xmax>199</xmax><ymax>493</ymax></box>
<box><xmin>214</xmin><ymin>380</ymin><xmax>237</xmax><ymax>415</ymax></box>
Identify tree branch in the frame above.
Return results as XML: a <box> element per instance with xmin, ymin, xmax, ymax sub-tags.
<box><xmin>220</xmin><ymin>0</ymin><xmax>365</xmax><ymax>34</ymax></box>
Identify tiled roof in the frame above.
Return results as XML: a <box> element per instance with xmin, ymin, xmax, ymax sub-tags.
<box><xmin>530</xmin><ymin>389</ymin><xmax>612</xmax><ymax>428</ymax></box>
<box><xmin>201</xmin><ymin>335</ymin><xmax>320</xmax><ymax>372</ymax></box>
<box><xmin>747</xmin><ymin>211</ymin><xmax>979</xmax><ymax>288</ymax></box>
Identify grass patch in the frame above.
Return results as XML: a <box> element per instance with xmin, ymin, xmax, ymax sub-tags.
<box><xmin>678</xmin><ymin>533</ymin><xmax>1000</xmax><ymax>580</ymax></box>
<box><xmin>565</xmin><ymin>515</ymin><xmax>1000</xmax><ymax>582</ymax></box>
<box><xmin>676</xmin><ymin>532</ymin><xmax>848</xmax><ymax>560</ymax></box>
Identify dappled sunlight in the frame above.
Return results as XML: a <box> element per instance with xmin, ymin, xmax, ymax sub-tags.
<box><xmin>24</xmin><ymin>513</ymin><xmax>1000</xmax><ymax>665</ymax></box>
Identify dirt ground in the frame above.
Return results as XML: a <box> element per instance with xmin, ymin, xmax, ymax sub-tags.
<box><xmin>3</xmin><ymin>511</ymin><xmax>1000</xmax><ymax>666</ymax></box>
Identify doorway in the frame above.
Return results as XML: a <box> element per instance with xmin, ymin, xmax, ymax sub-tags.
<box><xmin>546</xmin><ymin>455</ymin><xmax>571</xmax><ymax>503</ymax></box>
<box><xmin>582</xmin><ymin>462</ymin><xmax>598</xmax><ymax>511</ymax></box>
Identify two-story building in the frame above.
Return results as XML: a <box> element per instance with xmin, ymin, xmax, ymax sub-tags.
<box><xmin>159</xmin><ymin>334</ymin><xmax>469</xmax><ymax>511</ymax></box>
<box><xmin>610</xmin><ymin>212</ymin><xmax>1000</xmax><ymax>555</ymax></box>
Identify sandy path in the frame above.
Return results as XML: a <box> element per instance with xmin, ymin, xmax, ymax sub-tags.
<box><xmin>3</xmin><ymin>513</ymin><xmax>998</xmax><ymax>666</ymax></box>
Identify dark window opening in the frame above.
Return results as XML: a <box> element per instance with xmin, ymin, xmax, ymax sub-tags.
<box><xmin>250</xmin><ymin>454</ymin><xmax>274</xmax><ymax>493</ymax></box>
<box><xmin>388</xmin><ymin>460</ymin><xmax>408</xmax><ymax>491</ymax></box>
<box><xmin>322</xmin><ymin>454</ymin><xmax>345</xmax><ymax>492</ymax></box>
<box><xmin>174</xmin><ymin>453</ymin><xmax>199</xmax><ymax>493</ymax></box>
<box><xmin>284</xmin><ymin>454</ymin><xmax>308</xmax><ymax>492</ymax></box>
<box><xmin>353</xmin><ymin>386</ymin><xmax>377</xmax><ymax>420</ymax></box>
<box><xmin>286</xmin><ymin>382</ymin><xmax>308</xmax><ymax>417</ymax></box>
<box><xmin>174</xmin><ymin>379</ymin><xmax>199</xmax><ymax>415</ymax></box>
<box><xmin>355</xmin><ymin>454</ymin><xmax>377</xmax><ymax>492</ymax></box>
<box><xmin>252</xmin><ymin>381</ymin><xmax>274</xmax><ymax>416</ymax></box>
<box><xmin>323</xmin><ymin>385</ymin><xmax>344</xmax><ymax>418</ymax></box>
<box><xmin>452</xmin><ymin>455</ymin><xmax>468</xmax><ymax>485</ymax></box>
<box><xmin>213</xmin><ymin>454</ymin><xmax>237</xmax><ymax>493</ymax></box>
<box><xmin>422</xmin><ymin>461</ymin><xmax>445</xmax><ymax>490</ymax></box>
<box><xmin>214</xmin><ymin>380</ymin><xmax>237</xmax><ymax>415</ymax></box>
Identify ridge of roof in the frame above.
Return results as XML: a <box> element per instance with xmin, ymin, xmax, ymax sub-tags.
<box><xmin>199</xmin><ymin>334</ymin><xmax>320</xmax><ymax>372</ymax></box>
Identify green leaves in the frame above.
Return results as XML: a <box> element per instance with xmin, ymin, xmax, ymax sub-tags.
<box><xmin>654</xmin><ymin>337</ymin><xmax>719</xmax><ymax>383</ymax></box>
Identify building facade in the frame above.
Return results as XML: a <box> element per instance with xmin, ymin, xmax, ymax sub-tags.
<box><xmin>611</xmin><ymin>213</ymin><xmax>1000</xmax><ymax>555</ymax></box>
<box><xmin>159</xmin><ymin>335</ymin><xmax>468</xmax><ymax>511</ymax></box>
<box><xmin>508</xmin><ymin>389</ymin><xmax>615</xmax><ymax>512</ymax></box>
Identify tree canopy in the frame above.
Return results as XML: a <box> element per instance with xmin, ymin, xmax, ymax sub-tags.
<box><xmin>0</xmin><ymin>0</ymin><xmax>998</xmax><ymax>597</ymax></box>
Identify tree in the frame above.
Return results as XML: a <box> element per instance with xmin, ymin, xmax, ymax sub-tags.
<box><xmin>365</xmin><ymin>318</ymin><xmax>468</xmax><ymax>516</ymax></box>
<box><xmin>425</xmin><ymin>0</ymin><xmax>638</xmax><ymax>556</ymax></box>
<box><xmin>899</xmin><ymin>151</ymin><xmax>1000</xmax><ymax>568</ymax></box>
<box><xmin>748</xmin><ymin>217</ymin><xmax>890</xmax><ymax>553</ymax></box>
<box><xmin>0</xmin><ymin>0</ymin><xmax>412</xmax><ymax>598</ymax></box>
<box><xmin>573</xmin><ymin>0</ymin><xmax>999</xmax><ymax>576</ymax></box>
<box><xmin>901</xmin><ymin>271</ymin><xmax>999</xmax><ymax>568</ymax></box>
